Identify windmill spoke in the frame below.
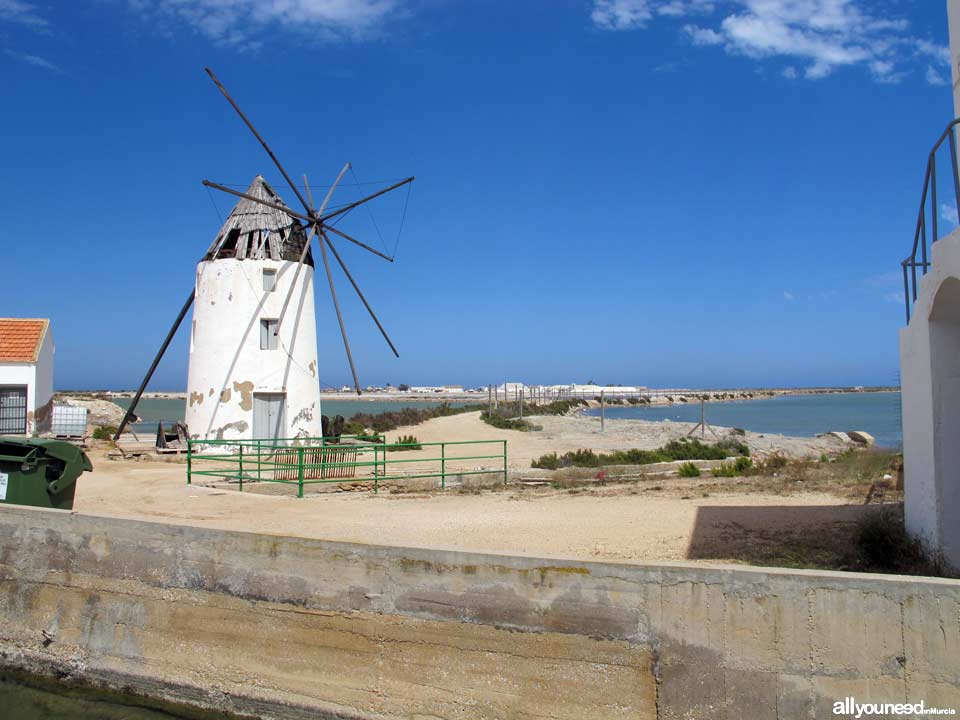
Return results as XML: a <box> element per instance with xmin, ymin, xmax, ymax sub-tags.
<box><xmin>276</xmin><ymin>223</ymin><xmax>319</xmax><ymax>330</ymax></box>
<box><xmin>303</xmin><ymin>173</ymin><xmax>316</xmax><ymax>211</ymax></box>
<box><xmin>317</xmin><ymin>162</ymin><xmax>351</xmax><ymax>217</ymax></box>
<box><xmin>318</xmin><ymin>230</ymin><xmax>361</xmax><ymax>395</ymax></box>
<box><xmin>205</xmin><ymin>68</ymin><xmax>313</xmax><ymax>216</ymax></box>
<box><xmin>324</xmin><ymin>224</ymin><xmax>394</xmax><ymax>262</ymax></box>
<box><xmin>202</xmin><ymin>180</ymin><xmax>313</xmax><ymax>224</ymax></box>
<box><xmin>318</xmin><ymin>177</ymin><xmax>415</xmax><ymax>223</ymax></box>
<box><xmin>324</xmin><ymin>234</ymin><xmax>400</xmax><ymax>358</ymax></box>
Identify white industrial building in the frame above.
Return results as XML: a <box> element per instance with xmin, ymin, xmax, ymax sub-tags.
<box><xmin>185</xmin><ymin>177</ymin><xmax>322</xmax><ymax>443</ymax></box>
<box><xmin>0</xmin><ymin>318</ymin><xmax>54</xmax><ymax>435</ymax></box>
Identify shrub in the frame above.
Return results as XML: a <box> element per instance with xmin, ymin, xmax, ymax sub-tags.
<box><xmin>530</xmin><ymin>438</ymin><xmax>749</xmax><ymax>469</ymax></box>
<box><xmin>92</xmin><ymin>425</ymin><xmax>117</xmax><ymax>440</ymax></box>
<box><xmin>851</xmin><ymin>507</ymin><xmax>955</xmax><ymax>577</ymax></box>
<box><xmin>678</xmin><ymin>462</ymin><xmax>701</xmax><ymax>478</ymax></box>
<box><xmin>712</xmin><ymin>456</ymin><xmax>753</xmax><ymax>477</ymax></box>
<box><xmin>532</xmin><ymin>452</ymin><xmax>561</xmax><ymax>470</ymax></box>
<box><xmin>481</xmin><ymin>411</ymin><xmax>541</xmax><ymax>431</ymax></box>
<box><xmin>389</xmin><ymin>434</ymin><xmax>422</xmax><ymax>451</ymax></box>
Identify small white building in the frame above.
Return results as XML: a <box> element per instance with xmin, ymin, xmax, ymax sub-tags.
<box><xmin>0</xmin><ymin>318</ymin><xmax>54</xmax><ymax>435</ymax></box>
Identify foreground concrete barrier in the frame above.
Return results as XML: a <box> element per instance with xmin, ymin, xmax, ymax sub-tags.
<box><xmin>0</xmin><ymin>505</ymin><xmax>957</xmax><ymax>718</ymax></box>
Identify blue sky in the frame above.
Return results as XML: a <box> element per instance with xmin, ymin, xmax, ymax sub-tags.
<box><xmin>0</xmin><ymin>0</ymin><xmax>954</xmax><ymax>390</ymax></box>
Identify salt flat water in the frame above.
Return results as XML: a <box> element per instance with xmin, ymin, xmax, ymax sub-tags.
<box><xmin>112</xmin><ymin>397</ymin><xmax>475</xmax><ymax>424</ymax></box>
<box><xmin>584</xmin><ymin>392</ymin><xmax>902</xmax><ymax>448</ymax></box>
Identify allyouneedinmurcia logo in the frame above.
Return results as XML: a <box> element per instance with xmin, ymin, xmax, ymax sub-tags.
<box><xmin>833</xmin><ymin>698</ymin><xmax>956</xmax><ymax>717</ymax></box>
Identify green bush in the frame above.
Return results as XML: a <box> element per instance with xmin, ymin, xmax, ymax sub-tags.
<box><xmin>532</xmin><ymin>452</ymin><xmax>561</xmax><ymax>470</ymax></box>
<box><xmin>530</xmin><ymin>438</ymin><xmax>749</xmax><ymax>469</ymax></box>
<box><xmin>712</xmin><ymin>456</ymin><xmax>753</xmax><ymax>477</ymax></box>
<box><xmin>851</xmin><ymin>507</ymin><xmax>954</xmax><ymax>577</ymax></box>
<box><xmin>92</xmin><ymin>425</ymin><xmax>117</xmax><ymax>440</ymax></box>
<box><xmin>481</xmin><ymin>412</ymin><xmax>541</xmax><ymax>431</ymax></box>
<box><xmin>678</xmin><ymin>462</ymin><xmax>701</xmax><ymax>478</ymax></box>
<box><xmin>389</xmin><ymin>434</ymin><xmax>422</xmax><ymax>451</ymax></box>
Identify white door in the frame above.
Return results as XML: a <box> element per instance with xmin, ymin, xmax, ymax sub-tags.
<box><xmin>253</xmin><ymin>393</ymin><xmax>286</xmax><ymax>441</ymax></box>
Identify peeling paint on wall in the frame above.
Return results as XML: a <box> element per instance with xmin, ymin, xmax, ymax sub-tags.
<box><xmin>233</xmin><ymin>381</ymin><xmax>254</xmax><ymax>411</ymax></box>
<box><xmin>219</xmin><ymin>388</ymin><xmax>232</xmax><ymax>403</ymax></box>
<box><xmin>189</xmin><ymin>392</ymin><xmax>204</xmax><ymax>407</ymax></box>
<box><xmin>214</xmin><ymin>420</ymin><xmax>249</xmax><ymax>440</ymax></box>
<box><xmin>308</xmin><ymin>360</ymin><xmax>317</xmax><ymax>378</ymax></box>
<box><xmin>291</xmin><ymin>403</ymin><xmax>315</xmax><ymax>425</ymax></box>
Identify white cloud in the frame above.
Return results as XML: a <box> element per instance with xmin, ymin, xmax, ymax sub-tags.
<box><xmin>915</xmin><ymin>39</ymin><xmax>950</xmax><ymax>66</ymax></box>
<box><xmin>4</xmin><ymin>48</ymin><xmax>61</xmax><ymax>72</ymax></box>
<box><xmin>128</xmin><ymin>0</ymin><xmax>403</xmax><ymax>48</ymax></box>
<box><xmin>782</xmin><ymin>64</ymin><xmax>797</xmax><ymax>79</ymax></box>
<box><xmin>942</xmin><ymin>203</ymin><xmax>958</xmax><ymax>227</ymax></box>
<box><xmin>591</xmin><ymin>0</ymin><xmax>654</xmax><ymax>30</ymax></box>
<box><xmin>595</xmin><ymin>0</ymin><xmax>938</xmax><ymax>84</ymax></box>
<box><xmin>684</xmin><ymin>23</ymin><xmax>723</xmax><ymax>46</ymax></box>
<box><xmin>0</xmin><ymin>0</ymin><xmax>48</xmax><ymax>29</ymax></box>
<box><xmin>783</xmin><ymin>290</ymin><xmax>794</xmax><ymax>301</ymax></box>
<box><xmin>926</xmin><ymin>65</ymin><xmax>949</xmax><ymax>86</ymax></box>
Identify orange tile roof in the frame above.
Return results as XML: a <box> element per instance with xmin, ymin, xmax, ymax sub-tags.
<box><xmin>0</xmin><ymin>318</ymin><xmax>49</xmax><ymax>363</ymax></box>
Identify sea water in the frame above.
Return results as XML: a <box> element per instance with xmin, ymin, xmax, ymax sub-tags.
<box><xmin>584</xmin><ymin>391</ymin><xmax>902</xmax><ymax>448</ymax></box>
<box><xmin>0</xmin><ymin>671</ymin><xmax>236</xmax><ymax>720</ymax></box>
<box><xmin>113</xmin><ymin>397</ymin><xmax>475</xmax><ymax>427</ymax></box>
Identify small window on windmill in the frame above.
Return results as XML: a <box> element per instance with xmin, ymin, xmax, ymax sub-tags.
<box><xmin>260</xmin><ymin>318</ymin><xmax>279</xmax><ymax>350</ymax></box>
<box><xmin>263</xmin><ymin>268</ymin><xmax>277</xmax><ymax>292</ymax></box>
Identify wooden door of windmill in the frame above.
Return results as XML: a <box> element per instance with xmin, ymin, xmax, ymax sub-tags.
<box><xmin>253</xmin><ymin>393</ymin><xmax>285</xmax><ymax>442</ymax></box>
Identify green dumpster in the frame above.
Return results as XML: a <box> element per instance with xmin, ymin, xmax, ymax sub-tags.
<box><xmin>0</xmin><ymin>437</ymin><xmax>93</xmax><ymax>510</ymax></box>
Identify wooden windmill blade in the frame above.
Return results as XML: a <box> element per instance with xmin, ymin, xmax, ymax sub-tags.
<box><xmin>204</xmin><ymin>67</ymin><xmax>415</xmax><ymax>395</ymax></box>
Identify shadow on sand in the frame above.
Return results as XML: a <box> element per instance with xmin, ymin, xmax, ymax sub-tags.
<box><xmin>686</xmin><ymin>502</ymin><xmax>884</xmax><ymax>569</ymax></box>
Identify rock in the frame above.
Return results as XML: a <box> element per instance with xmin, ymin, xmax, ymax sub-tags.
<box><xmin>58</xmin><ymin>396</ymin><xmax>126</xmax><ymax>428</ymax></box>
<box><xmin>846</xmin><ymin>430</ymin><xmax>875</xmax><ymax>446</ymax></box>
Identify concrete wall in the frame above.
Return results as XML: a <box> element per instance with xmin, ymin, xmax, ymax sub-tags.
<box><xmin>0</xmin><ymin>505</ymin><xmax>957</xmax><ymax>719</ymax></box>
<box><xmin>900</xmin><ymin>228</ymin><xmax>960</xmax><ymax>567</ymax></box>
<box><xmin>185</xmin><ymin>257</ymin><xmax>322</xmax><ymax>443</ymax></box>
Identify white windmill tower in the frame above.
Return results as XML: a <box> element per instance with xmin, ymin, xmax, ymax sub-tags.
<box><xmin>184</xmin><ymin>176</ymin><xmax>322</xmax><ymax>441</ymax></box>
<box><xmin>114</xmin><ymin>69</ymin><xmax>413</xmax><ymax>444</ymax></box>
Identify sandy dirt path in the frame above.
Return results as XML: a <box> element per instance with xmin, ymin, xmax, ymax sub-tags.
<box><xmin>73</xmin><ymin>444</ymin><xmax>869</xmax><ymax>565</ymax></box>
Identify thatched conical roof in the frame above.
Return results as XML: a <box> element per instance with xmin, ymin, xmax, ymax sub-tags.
<box><xmin>204</xmin><ymin>176</ymin><xmax>311</xmax><ymax>264</ymax></box>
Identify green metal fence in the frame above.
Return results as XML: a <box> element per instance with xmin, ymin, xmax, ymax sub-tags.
<box><xmin>186</xmin><ymin>436</ymin><xmax>508</xmax><ymax>497</ymax></box>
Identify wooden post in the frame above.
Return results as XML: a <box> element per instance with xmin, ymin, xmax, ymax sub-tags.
<box><xmin>700</xmin><ymin>397</ymin><xmax>705</xmax><ymax>439</ymax></box>
<box><xmin>520</xmin><ymin>388</ymin><xmax>524</xmax><ymax>420</ymax></box>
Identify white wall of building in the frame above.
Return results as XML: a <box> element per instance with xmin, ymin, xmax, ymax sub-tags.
<box><xmin>185</xmin><ymin>258</ymin><xmax>322</xmax><ymax>442</ymax></box>
<box><xmin>949</xmin><ymin>0</ymin><xmax>960</xmax><ymax>118</ymax></box>
<box><xmin>34</xmin><ymin>329</ymin><xmax>54</xmax><ymax>414</ymax></box>
<box><xmin>900</xmin><ymin>228</ymin><xmax>960</xmax><ymax>568</ymax></box>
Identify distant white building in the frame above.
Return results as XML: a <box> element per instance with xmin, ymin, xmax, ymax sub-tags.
<box><xmin>0</xmin><ymin>318</ymin><xmax>54</xmax><ymax>435</ymax></box>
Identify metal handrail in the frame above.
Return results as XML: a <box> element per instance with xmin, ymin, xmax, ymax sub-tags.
<box><xmin>186</xmin><ymin>436</ymin><xmax>508</xmax><ymax>497</ymax></box>
<box><xmin>902</xmin><ymin>118</ymin><xmax>960</xmax><ymax>323</ymax></box>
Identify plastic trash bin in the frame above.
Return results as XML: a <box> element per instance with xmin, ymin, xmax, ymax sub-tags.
<box><xmin>0</xmin><ymin>436</ymin><xmax>93</xmax><ymax>510</ymax></box>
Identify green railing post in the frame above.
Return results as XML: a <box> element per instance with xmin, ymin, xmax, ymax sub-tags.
<box><xmin>503</xmin><ymin>440</ymin><xmax>508</xmax><ymax>485</ymax></box>
<box><xmin>186</xmin><ymin>441</ymin><xmax>192</xmax><ymax>485</ymax></box>
<box><xmin>238</xmin><ymin>443</ymin><xmax>244</xmax><ymax>492</ymax></box>
<box><xmin>297</xmin><ymin>446</ymin><xmax>305</xmax><ymax>498</ymax></box>
<box><xmin>257</xmin><ymin>438</ymin><xmax>262</xmax><ymax>482</ymax></box>
<box><xmin>374</xmin><ymin>445</ymin><xmax>379</xmax><ymax>495</ymax></box>
<box><xmin>441</xmin><ymin>442</ymin><xmax>446</xmax><ymax>490</ymax></box>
